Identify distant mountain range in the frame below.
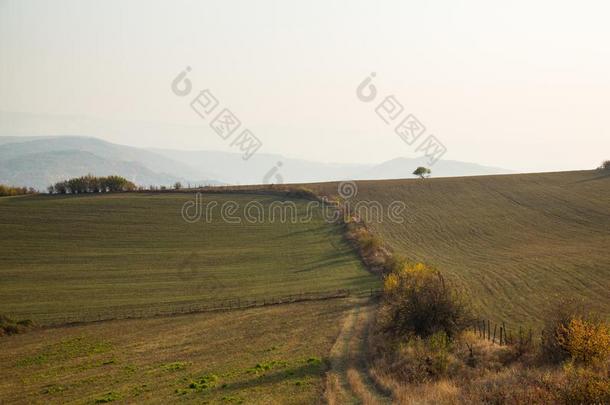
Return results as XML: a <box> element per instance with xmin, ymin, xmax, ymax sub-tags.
<box><xmin>0</xmin><ymin>136</ymin><xmax>513</xmax><ymax>189</ymax></box>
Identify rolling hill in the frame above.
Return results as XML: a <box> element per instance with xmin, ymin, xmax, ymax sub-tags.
<box><xmin>0</xmin><ymin>192</ymin><xmax>378</xmax><ymax>324</ymax></box>
<box><xmin>310</xmin><ymin>170</ymin><xmax>610</xmax><ymax>326</ymax></box>
<box><xmin>1</xmin><ymin>170</ymin><xmax>608</xmax><ymax>403</ymax></box>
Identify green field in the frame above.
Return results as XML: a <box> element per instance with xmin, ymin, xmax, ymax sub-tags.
<box><xmin>0</xmin><ymin>299</ymin><xmax>354</xmax><ymax>404</ymax></box>
<box><xmin>0</xmin><ymin>192</ymin><xmax>378</xmax><ymax>324</ymax></box>
<box><xmin>311</xmin><ymin>170</ymin><xmax>610</xmax><ymax>326</ymax></box>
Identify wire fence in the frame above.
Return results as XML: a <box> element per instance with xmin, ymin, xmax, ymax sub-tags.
<box><xmin>38</xmin><ymin>288</ymin><xmax>383</xmax><ymax>327</ymax></box>
<box><xmin>27</xmin><ymin>289</ymin><xmax>539</xmax><ymax>350</ymax></box>
<box><xmin>472</xmin><ymin>318</ymin><xmax>536</xmax><ymax>346</ymax></box>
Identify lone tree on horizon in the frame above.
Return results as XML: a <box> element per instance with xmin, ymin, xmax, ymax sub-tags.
<box><xmin>413</xmin><ymin>166</ymin><xmax>431</xmax><ymax>179</ymax></box>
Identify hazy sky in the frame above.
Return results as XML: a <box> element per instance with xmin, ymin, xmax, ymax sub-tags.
<box><xmin>1</xmin><ymin>0</ymin><xmax>609</xmax><ymax>171</ymax></box>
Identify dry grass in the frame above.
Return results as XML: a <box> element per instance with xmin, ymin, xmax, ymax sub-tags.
<box><xmin>369</xmin><ymin>328</ymin><xmax>610</xmax><ymax>404</ymax></box>
<box><xmin>346</xmin><ymin>367</ymin><xmax>378</xmax><ymax>405</ymax></box>
<box><xmin>393</xmin><ymin>380</ymin><xmax>460</xmax><ymax>405</ymax></box>
<box><xmin>324</xmin><ymin>302</ymin><xmax>391</xmax><ymax>404</ymax></box>
<box><xmin>323</xmin><ymin>372</ymin><xmax>342</xmax><ymax>405</ymax></box>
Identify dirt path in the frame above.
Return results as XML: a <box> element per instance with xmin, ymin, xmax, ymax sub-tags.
<box><xmin>325</xmin><ymin>300</ymin><xmax>391</xmax><ymax>405</ymax></box>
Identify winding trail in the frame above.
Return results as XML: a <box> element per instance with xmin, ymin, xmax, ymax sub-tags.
<box><xmin>325</xmin><ymin>299</ymin><xmax>391</xmax><ymax>405</ymax></box>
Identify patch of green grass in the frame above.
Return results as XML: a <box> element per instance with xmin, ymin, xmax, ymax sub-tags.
<box><xmin>159</xmin><ymin>361</ymin><xmax>189</xmax><ymax>371</ymax></box>
<box><xmin>221</xmin><ymin>394</ymin><xmax>245</xmax><ymax>403</ymax></box>
<box><xmin>0</xmin><ymin>314</ymin><xmax>33</xmax><ymax>336</ymax></box>
<box><xmin>306</xmin><ymin>356</ymin><xmax>322</xmax><ymax>365</ymax></box>
<box><xmin>42</xmin><ymin>384</ymin><xmax>66</xmax><ymax>395</ymax></box>
<box><xmin>16</xmin><ymin>336</ymin><xmax>112</xmax><ymax>367</ymax></box>
<box><xmin>247</xmin><ymin>360</ymin><xmax>289</xmax><ymax>375</ymax></box>
<box><xmin>0</xmin><ymin>193</ymin><xmax>378</xmax><ymax>323</ymax></box>
<box><xmin>131</xmin><ymin>384</ymin><xmax>147</xmax><ymax>397</ymax></box>
<box><xmin>186</xmin><ymin>373</ymin><xmax>219</xmax><ymax>391</ymax></box>
<box><xmin>94</xmin><ymin>391</ymin><xmax>120</xmax><ymax>403</ymax></box>
<box><xmin>160</xmin><ymin>361</ymin><xmax>189</xmax><ymax>372</ymax></box>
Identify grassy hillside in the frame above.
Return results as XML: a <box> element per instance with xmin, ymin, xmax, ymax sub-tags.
<box><xmin>0</xmin><ymin>193</ymin><xmax>378</xmax><ymax>324</ymax></box>
<box><xmin>0</xmin><ymin>299</ymin><xmax>353</xmax><ymax>404</ymax></box>
<box><xmin>311</xmin><ymin>170</ymin><xmax>610</xmax><ymax>326</ymax></box>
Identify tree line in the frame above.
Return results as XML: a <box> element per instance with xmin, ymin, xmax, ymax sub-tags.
<box><xmin>48</xmin><ymin>175</ymin><xmax>137</xmax><ymax>194</ymax></box>
<box><xmin>0</xmin><ymin>185</ymin><xmax>37</xmax><ymax>197</ymax></box>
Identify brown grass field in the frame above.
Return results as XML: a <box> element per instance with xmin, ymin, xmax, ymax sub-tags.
<box><xmin>0</xmin><ymin>299</ymin><xmax>356</xmax><ymax>404</ymax></box>
<box><xmin>310</xmin><ymin>170</ymin><xmax>610</xmax><ymax>326</ymax></box>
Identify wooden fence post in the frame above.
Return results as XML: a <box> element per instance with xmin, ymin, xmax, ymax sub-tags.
<box><xmin>519</xmin><ymin>326</ymin><xmax>523</xmax><ymax>346</ymax></box>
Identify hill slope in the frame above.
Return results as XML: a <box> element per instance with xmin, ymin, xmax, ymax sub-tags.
<box><xmin>311</xmin><ymin>170</ymin><xmax>610</xmax><ymax>325</ymax></box>
<box><xmin>0</xmin><ymin>192</ymin><xmax>378</xmax><ymax>323</ymax></box>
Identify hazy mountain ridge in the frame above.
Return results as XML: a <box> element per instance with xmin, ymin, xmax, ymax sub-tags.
<box><xmin>0</xmin><ymin>136</ymin><xmax>207</xmax><ymax>180</ymax></box>
<box><xmin>0</xmin><ymin>136</ymin><xmax>514</xmax><ymax>189</ymax></box>
<box><xmin>0</xmin><ymin>150</ymin><xmax>186</xmax><ymax>190</ymax></box>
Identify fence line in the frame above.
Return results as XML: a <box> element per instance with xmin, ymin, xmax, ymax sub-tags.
<box><xmin>38</xmin><ymin>288</ymin><xmax>383</xmax><ymax>328</ymax></box>
<box><xmin>23</xmin><ymin>290</ymin><xmax>542</xmax><ymax>350</ymax></box>
<box><xmin>472</xmin><ymin>317</ymin><xmax>536</xmax><ymax>347</ymax></box>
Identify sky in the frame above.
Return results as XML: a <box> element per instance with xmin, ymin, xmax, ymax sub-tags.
<box><xmin>0</xmin><ymin>0</ymin><xmax>609</xmax><ymax>172</ymax></box>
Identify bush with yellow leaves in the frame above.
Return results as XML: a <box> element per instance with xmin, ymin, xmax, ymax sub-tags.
<box><xmin>543</xmin><ymin>302</ymin><xmax>610</xmax><ymax>366</ymax></box>
<box><xmin>556</xmin><ymin>317</ymin><xmax>610</xmax><ymax>364</ymax></box>
<box><xmin>379</xmin><ymin>262</ymin><xmax>472</xmax><ymax>340</ymax></box>
<box><xmin>561</xmin><ymin>363</ymin><xmax>610</xmax><ymax>404</ymax></box>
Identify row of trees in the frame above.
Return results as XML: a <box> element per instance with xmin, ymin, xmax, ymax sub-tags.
<box><xmin>0</xmin><ymin>185</ymin><xmax>37</xmax><ymax>197</ymax></box>
<box><xmin>48</xmin><ymin>175</ymin><xmax>136</xmax><ymax>194</ymax></box>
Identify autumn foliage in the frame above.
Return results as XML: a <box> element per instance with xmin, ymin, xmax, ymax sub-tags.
<box><xmin>379</xmin><ymin>263</ymin><xmax>472</xmax><ymax>340</ymax></box>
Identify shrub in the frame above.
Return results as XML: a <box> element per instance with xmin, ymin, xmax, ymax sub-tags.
<box><xmin>598</xmin><ymin>160</ymin><xmax>610</xmax><ymax>170</ymax></box>
<box><xmin>383</xmin><ymin>254</ymin><xmax>409</xmax><ymax>274</ymax></box>
<box><xmin>379</xmin><ymin>263</ymin><xmax>472</xmax><ymax>340</ymax></box>
<box><xmin>561</xmin><ymin>364</ymin><xmax>610</xmax><ymax>404</ymax></box>
<box><xmin>188</xmin><ymin>374</ymin><xmax>218</xmax><ymax>391</ymax></box>
<box><xmin>359</xmin><ymin>233</ymin><xmax>383</xmax><ymax>253</ymax></box>
<box><xmin>378</xmin><ymin>331</ymin><xmax>458</xmax><ymax>383</ymax></box>
<box><xmin>0</xmin><ymin>314</ymin><xmax>34</xmax><ymax>336</ymax></box>
<box><xmin>556</xmin><ymin>317</ymin><xmax>610</xmax><ymax>364</ymax></box>
<box><xmin>542</xmin><ymin>304</ymin><xmax>610</xmax><ymax>365</ymax></box>
<box><xmin>286</xmin><ymin>186</ymin><xmax>318</xmax><ymax>200</ymax></box>
<box><xmin>428</xmin><ymin>331</ymin><xmax>452</xmax><ymax>375</ymax></box>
